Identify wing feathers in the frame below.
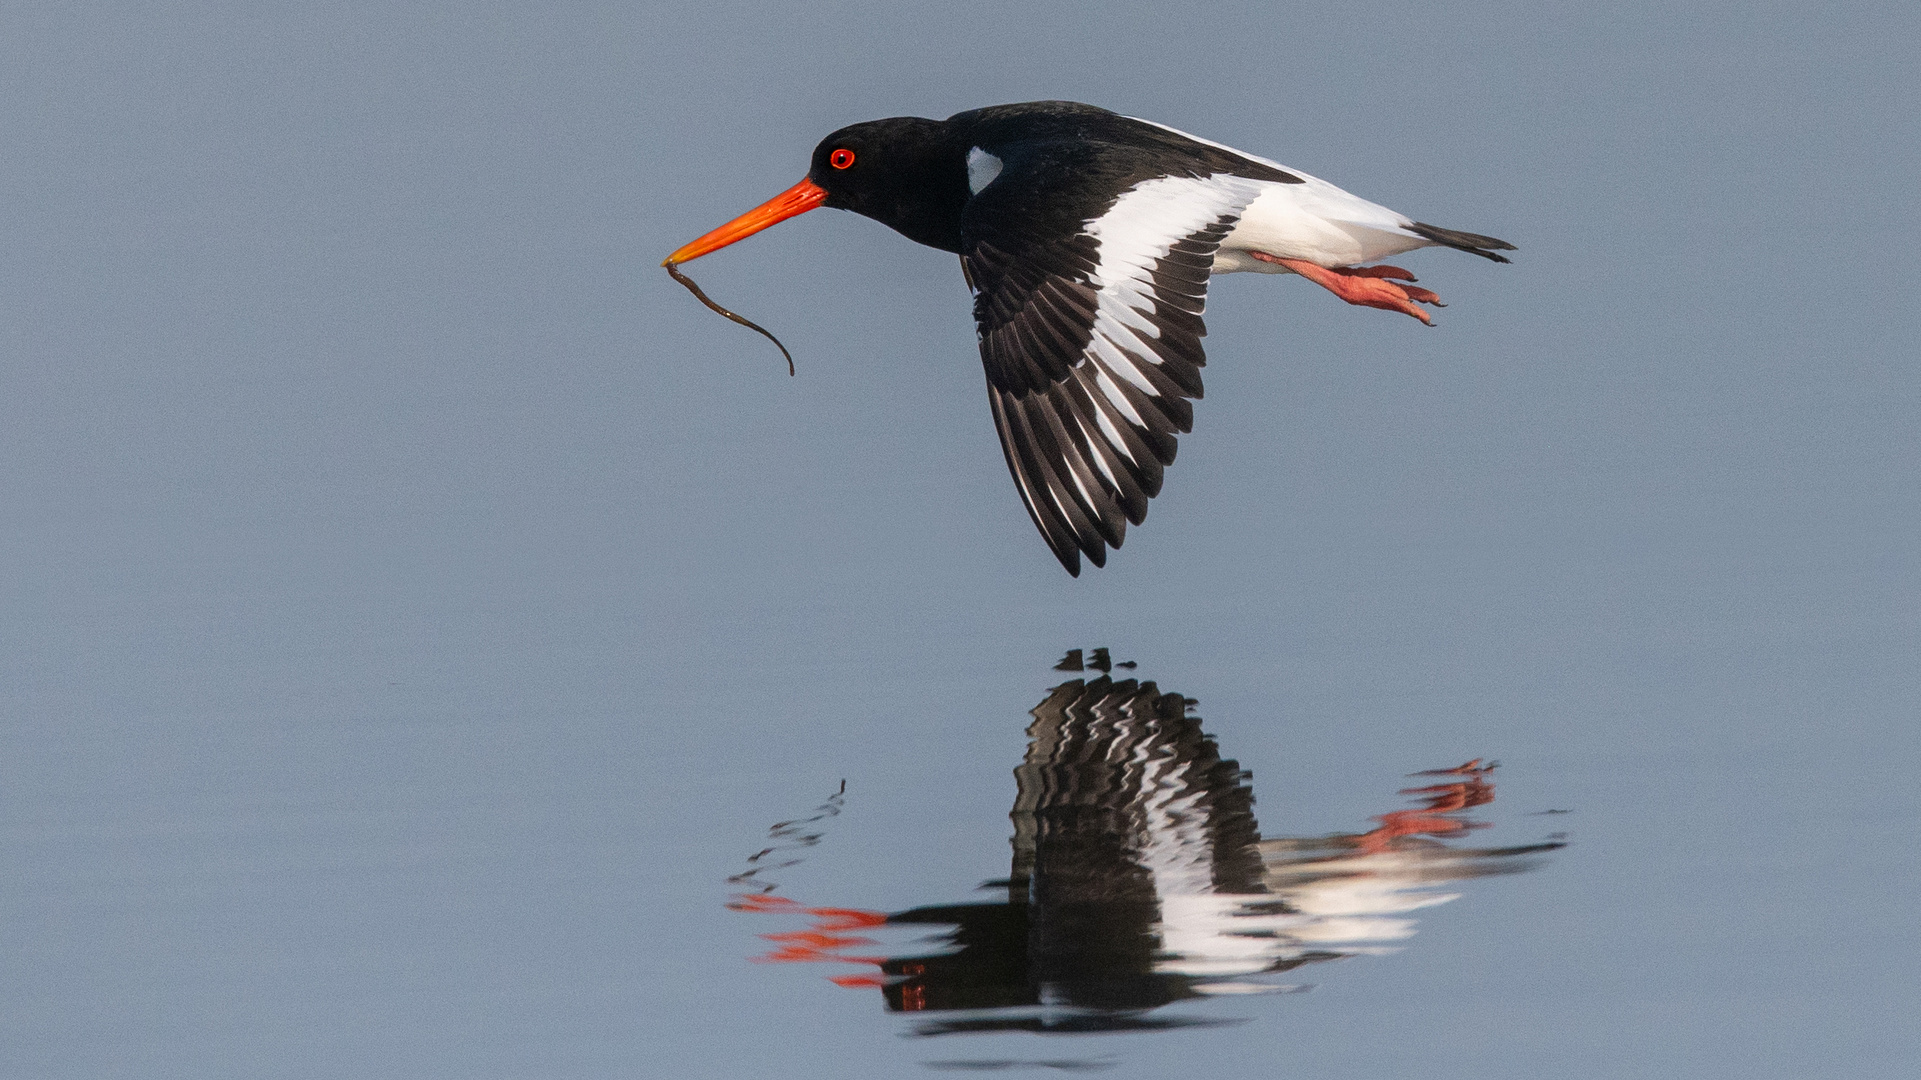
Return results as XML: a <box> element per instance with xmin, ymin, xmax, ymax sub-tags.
<box><xmin>990</xmin><ymin>393</ymin><xmax>1085</xmax><ymax>571</ymax></box>
<box><xmin>1000</xmin><ymin>392</ymin><xmax>1111</xmax><ymax>567</ymax></box>
<box><xmin>966</xmin><ymin>174</ymin><xmax>1259</xmax><ymax>573</ymax></box>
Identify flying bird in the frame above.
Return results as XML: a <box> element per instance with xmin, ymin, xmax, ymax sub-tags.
<box><xmin>664</xmin><ymin>101</ymin><xmax>1513</xmax><ymax>575</ymax></box>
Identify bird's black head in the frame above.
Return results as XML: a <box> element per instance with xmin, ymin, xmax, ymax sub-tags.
<box><xmin>806</xmin><ymin>117</ymin><xmax>972</xmax><ymax>254</ymax></box>
<box><xmin>661</xmin><ymin>115</ymin><xmax>971</xmax><ymax>268</ymax></box>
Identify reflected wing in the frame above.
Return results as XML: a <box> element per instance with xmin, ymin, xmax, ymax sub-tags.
<box><xmin>962</xmin><ymin>174</ymin><xmax>1265</xmax><ymax>574</ymax></box>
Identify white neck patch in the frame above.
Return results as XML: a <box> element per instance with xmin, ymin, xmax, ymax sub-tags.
<box><xmin>966</xmin><ymin>147</ymin><xmax>1003</xmax><ymax>195</ymax></box>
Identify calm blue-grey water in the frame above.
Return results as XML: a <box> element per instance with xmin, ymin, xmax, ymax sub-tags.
<box><xmin>4</xmin><ymin>2</ymin><xmax>1916</xmax><ymax>1077</ymax></box>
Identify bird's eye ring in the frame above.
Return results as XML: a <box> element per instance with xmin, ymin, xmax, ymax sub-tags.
<box><xmin>829</xmin><ymin>148</ymin><xmax>856</xmax><ymax>169</ymax></box>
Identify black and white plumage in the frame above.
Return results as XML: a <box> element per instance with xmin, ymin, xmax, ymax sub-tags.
<box><xmin>665</xmin><ymin>101</ymin><xmax>1515</xmax><ymax>575</ymax></box>
<box><xmin>737</xmin><ymin>662</ymin><xmax>1561</xmax><ymax>1028</ymax></box>
<box><xmin>967</xmin><ymin>170</ymin><xmax>1265</xmax><ymax>572</ymax></box>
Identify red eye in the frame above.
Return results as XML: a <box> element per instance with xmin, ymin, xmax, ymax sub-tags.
<box><xmin>829</xmin><ymin>148</ymin><xmax>856</xmax><ymax>169</ymax></box>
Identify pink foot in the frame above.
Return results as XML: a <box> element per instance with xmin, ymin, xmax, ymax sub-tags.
<box><xmin>1251</xmin><ymin>253</ymin><xmax>1445</xmax><ymax>324</ymax></box>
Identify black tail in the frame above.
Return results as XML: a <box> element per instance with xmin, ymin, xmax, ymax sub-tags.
<box><xmin>1409</xmin><ymin>222</ymin><xmax>1516</xmax><ymax>264</ymax></box>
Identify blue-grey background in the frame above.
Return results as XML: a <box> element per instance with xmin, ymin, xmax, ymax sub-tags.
<box><xmin>3</xmin><ymin>1</ymin><xmax>1915</xmax><ymax>1076</ymax></box>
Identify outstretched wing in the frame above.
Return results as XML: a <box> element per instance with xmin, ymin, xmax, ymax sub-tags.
<box><xmin>962</xmin><ymin>170</ymin><xmax>1266</xmax><ymax>575</ymax></box>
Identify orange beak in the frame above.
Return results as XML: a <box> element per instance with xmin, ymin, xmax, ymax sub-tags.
<box><xmin>662</xmin><ymin>178</ymin><xmax>829</xmax><ymax>266</ymax></box>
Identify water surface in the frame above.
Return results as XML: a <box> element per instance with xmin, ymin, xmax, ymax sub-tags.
<box><xmin>3</xmin><ymin>3</ymin><xmax>1917</xmax><ymax>1078</ymax></box>
<box><xmin>727</xmin><ymin>656</ymin><xmax>1564</xmax><ymax>1059</ymax></box>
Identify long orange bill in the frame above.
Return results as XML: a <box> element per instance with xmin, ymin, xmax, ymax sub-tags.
<box><xmin>662</xmin><ymin>178</ymin><xmax>828</xmax><ymax>266</ymax></box>
<box><xmin>663</xmin><ymin>178</ymin><xmax>828</xmax><ymax>377</ymax></box>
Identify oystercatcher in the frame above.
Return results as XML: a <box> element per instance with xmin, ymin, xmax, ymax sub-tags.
<box><xmin>665</xmin><ymin>101</ymin><xmax>1513</xmax><ymax>575</ymax></box>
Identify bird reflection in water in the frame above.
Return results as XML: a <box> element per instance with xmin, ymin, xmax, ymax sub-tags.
<box><xmin>728</xmin><ymin>652</ymin><xmax>1563</xmax><ymax>1038</ymax></box>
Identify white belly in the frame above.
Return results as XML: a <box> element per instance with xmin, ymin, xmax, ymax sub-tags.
<box><xmin>1213</xmin><ymin>175</ymin><xmax>1431</xmax><ymax>274</ymax></box>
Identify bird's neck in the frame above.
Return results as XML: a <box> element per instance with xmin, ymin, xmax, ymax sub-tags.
<box><xmin>850</xmin><ymin>122</ymin><xmax>974</xmax><ymax>254</ymax></box>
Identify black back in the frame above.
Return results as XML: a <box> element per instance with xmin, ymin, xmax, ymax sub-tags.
<box><xmin>805</xmin><ymin>101</ymin><xmax>1301</xmax><ymax>253</ymax></box>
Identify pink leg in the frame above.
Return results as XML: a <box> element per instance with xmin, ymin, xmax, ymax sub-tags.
<box><xmin>1251</xmin><ymin>252</ymin><xmax>1445</xmax><ymax>325</ymax></box>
